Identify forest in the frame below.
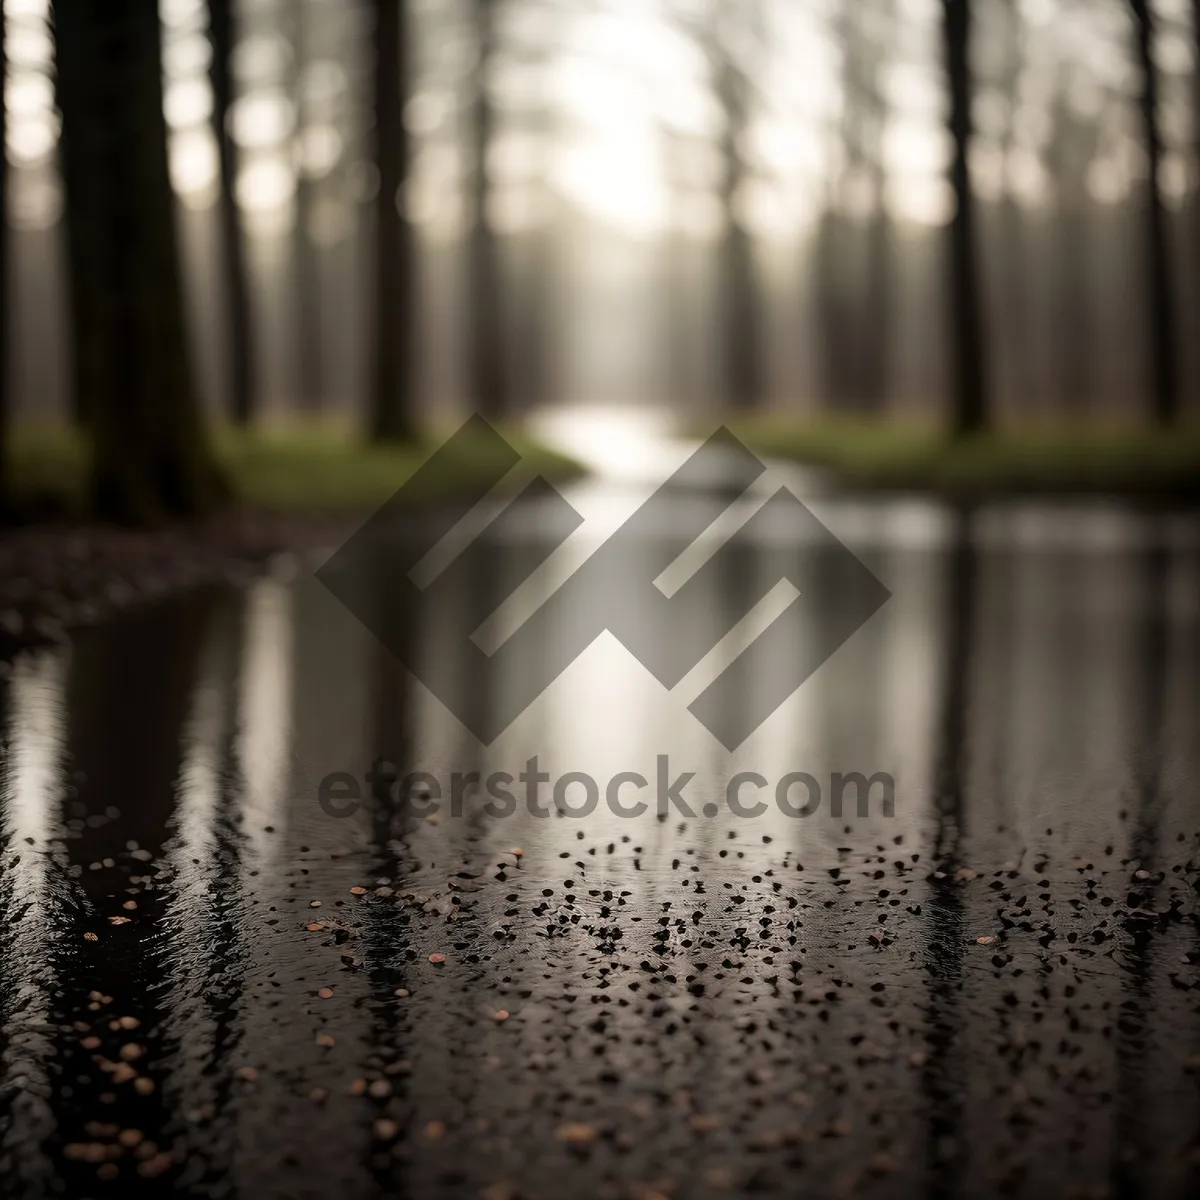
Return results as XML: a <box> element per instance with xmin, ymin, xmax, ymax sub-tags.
<box><xmin>2</xmin><ymin>9</ymin><xmax>1200</xmax><ymax>1198</ymax></box>
<box><xmin>1</xmin><ymin>0</ymin><xmax>1199</xmax><ymax>522</ymax></box>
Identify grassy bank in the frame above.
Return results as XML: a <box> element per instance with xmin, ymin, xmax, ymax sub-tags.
<box><xmin>725</xmin><ymin>418</ymin><xmax>1200</xmax><ymax>501</ymax></box>
<box><xmin>7</xmin><ymin>423</ymin><xmax>583</xmax><ymax>519</ymax></box>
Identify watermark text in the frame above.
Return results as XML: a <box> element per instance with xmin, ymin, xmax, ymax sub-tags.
<box><xmin>317</xmin><ymin>758</ymin><xmax>895</xmax><ymax>821</ymax></box>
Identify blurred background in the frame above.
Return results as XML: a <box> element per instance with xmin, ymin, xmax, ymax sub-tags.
<box><xmin>2</xmin><ymin>7</ymin><xmax>1200</xmax><ymax>1197</ymax></box>
<box><xmin>3</xmin><ymin>0</ymin><xmax>1199</xmax><ymax>513</ymax></box>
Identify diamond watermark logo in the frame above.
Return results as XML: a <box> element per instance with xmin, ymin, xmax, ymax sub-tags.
<box><xmin>316</xmin><ymin>416</ymin><xmax>890</xmax><ymax>748</ymax></box>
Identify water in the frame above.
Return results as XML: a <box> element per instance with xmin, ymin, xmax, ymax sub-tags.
<box><xmin>1</xmin><ymin>475</ymin><xmax>1199</xmax><ymax>1198</ymax></box>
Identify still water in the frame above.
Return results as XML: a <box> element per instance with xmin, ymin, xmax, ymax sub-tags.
<box><xmin>1</xmin><ymin>471</ymin><xmax>1198</xmax><ymax>1199</ymax></box>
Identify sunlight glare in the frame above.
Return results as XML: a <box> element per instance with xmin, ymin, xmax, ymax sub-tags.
<box><xmin>231</xmin><ymin>91</ymin><xmax>296</xmax><ymax>150</ymax></box>
<box><xmin>170</xmin><ymin>128</ymin><xmax>219</xmax><ymax>203</ymax></box>
<box><xmin>528</xmin><ymin>405</ymin><xmax>678</xmax><ymax>485</ymax></box>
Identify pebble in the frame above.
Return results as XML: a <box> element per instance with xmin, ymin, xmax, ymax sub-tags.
<box><xmin>137</xmin><ymin>1152</ymin><xmax>174</xmax><ymax>1179</ymax></box>
<box><xmin>555</xmin><ymin>1122</ymin><xmax>599</xmax><ymax>1146</ymax></box>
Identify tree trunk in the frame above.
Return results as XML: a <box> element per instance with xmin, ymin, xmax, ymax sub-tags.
<box><xmin>1049</xmin><ymin>88</ymin><xmax>1093</xmax><ymax>418</ymax></box>
<box><xmin>369</xmin><ymin>0</ymin><xmax>416</xmax><ymax>441</ymax></box>
<box><xmin>832</xmin><ymin>0</ymin><xmax>892</xmax><ymax>416</ymax></box>
<box><xmin>466</xmin><ymin>0</ymin><xmax>509</xmax><ymax>420</ymax></box>
<box><xmin>53</xmin><ymin>0</ymin><xmax>227</xmax><ymax>523</ymax></box>
<box><xmin>208</xmin><ymin>0</ymin><xmax>256</xmax><ymax>428</ymax></box>
<box><xmin>713</xmin><ymin>14</ymin><xmax>764</xmax><ymax>412</ymax></box>
<box><xmin>940</xmin><ymin>0</ymin><xmax>988</xmax><ymax>438</ymax></box>
<box><xmin>0</xmin><ymin>8</ymin><xmax>9</xmax><ymax>514</ymax></box>
<box><xmin>716</xmin><ymin>210</ymin><xmax>765</xmax><ymax>411</ymax></box>
<box><xmin>291</xmin><ymin>0</ymin><xmax>323</xmax><ymax>417</ymax></box>
<box><xmin>1193</xmin><ymin>0</ymin><xmax>1200</xmax><ymax>396</ymax></box>
<box><xmin>862</xmin><ymin>197</ymin><xmax>893</xmax><ymax>414</ymax></box>
<box><xmin>1057</xmin><ymin>209</ymin><xmax>1091</xmax><ymax>417</ymax></box>
<box><xmin>814</xmin><ymin>204</ymin><xmax>852</xmax><ymax>411</ymax></box>
<box><xmin>520</xmin><ymin>44</ymin><xmax>560</xmax><ymax>416</ymax></box>
<box><xmin>997</xmin><ymin>0</ymin><xmax>1032</xmax><ymax>418</ymax></box>
<box><xmin>1130</xmin><ymin>0</ymin><xmax>1181</xmax><ymax>425</ymax></box>
<box><xmin>861</xmin><ymin>6</ymin><xmax>893</xmax><ymax>417</ymax></box>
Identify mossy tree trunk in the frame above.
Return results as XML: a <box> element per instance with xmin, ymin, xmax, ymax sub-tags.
<box><xmin>53</xmin><ymin>0</ymin><xmax>227</xmax><ymax>523</ymax></box>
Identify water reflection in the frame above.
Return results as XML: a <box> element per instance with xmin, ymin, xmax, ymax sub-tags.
<box><xmin>157</xmin><ymin>600</ymin><xmax>241</xmax><ymax>1192</ymax></box>
<box><xmin>0</xmin><ymin>651</ymin><xmax>70</xmax><ymax>1195</ymax></box>
<box><xmin>0</xmin><ymin>485</ymin><xmax>1198</xmax><ymax>1195</ymax></box>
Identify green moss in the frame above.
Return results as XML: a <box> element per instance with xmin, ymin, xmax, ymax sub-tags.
<box><xmin>6</xmin><ymin>422</ymin><xmax>583</xmax><ymax>520</ymax></box>
<box><xmin>723</xmin><ymin>417</ymin><xmax>1200</xmax><ymax>501</ymax></box>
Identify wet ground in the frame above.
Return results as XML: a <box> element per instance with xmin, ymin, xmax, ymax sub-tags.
<box><xmin>0</xmin><ymin>512</ymin><xmax>347</xmax><ymax>660</ymax></box>
<box><xmin>1</xmin><ymin>455</ymin><xmax>1199</xmax><ymax>1199</ymax></box>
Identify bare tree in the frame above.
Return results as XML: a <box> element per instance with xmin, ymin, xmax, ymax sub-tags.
<box><xmin>369</xmin><ymin>0</ymin><xmax>417</xmax><ymax>441</ymax></box>
<box><xmin>208</xmin><ymin>0</ymin><xmax>256</xmax><ymax>427</ymax></box>
<box><xmin>53</xmin><ymin>0</ymin><xmax>226</xmax><ymax>521</ymax></box>
<box><xmin>813</xmin><ymin>194</ymin><xmax>853</xmax><ymax>412</ymax></box>
<box><xmin>661</xmin><ymin>0</ymin><xmax>767</xmax><ymax>411</ymax></box>
<box><xmin>0</xmin><ymin>7</ymin><xmax>8</xmax><ymax>513</ymax></box>
<box><xmin>1129</xmin><ymin>0</ymin><xmax>1181</xmax><ymax>425</ymax></box>
<box><xmin>941</xmin><ymin>0</ymin><xmax>988</xmax><ymax>436</ymax></box>
<box><xmin>291</xmin><ymin>0</ymin><xmax>323</xmax><ymax>416</ymax></box>
<box><xmin>1047</xmin><ymin>77</ymin><xmax>1098</xmax><ymax>416</ymax></box>
<box><xmin>466</xmin><ymin>0</ymin><xmax>509</xmax><ymax>419</ymax></box>
<box><xmin>860</xmin><ymin>7</ymin><xmax>893</xmax><ymax>418</ymax></box>
<box><xmin>1194</xmin><ymin>0</ymin><xmax>1200</xmax><ymax>356</ymax></box>
<box><xmin>818</xmin><ymin>0</ymin><xmax>894</xmax><ymax>415</ymax></box>
<box><xmin>708</xmin><ymin>0</ymin><xmax>765</xmax><ymax>411</ymax></box>
<box><xmin>513</xmin><ymin>36</ymin><xmax>558</xmax><ymax>416</ymax></box>
<box><xmin>995</xmin><ymin>0</ymin><xmax>1033</xmax><ymax>414</ymax></box>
